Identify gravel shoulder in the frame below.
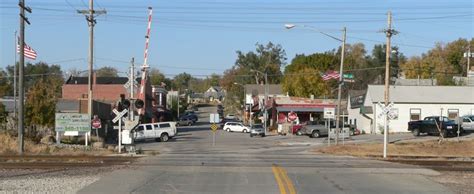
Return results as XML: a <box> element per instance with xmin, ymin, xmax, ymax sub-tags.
<box><xmin>428</xmin><ymin>171</ymin><xmax>474</xmax><ymax>194</ymax></box>
<box><xmin>0</xmin><ymin>166</ymin><xmax>126</xmax><ymax>193</ymax></box>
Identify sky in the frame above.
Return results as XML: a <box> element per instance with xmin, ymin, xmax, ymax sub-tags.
<box><xmin>0</xmin><ymin>0</ymin><xmax>472</xmax><ymax>78</ymax></box>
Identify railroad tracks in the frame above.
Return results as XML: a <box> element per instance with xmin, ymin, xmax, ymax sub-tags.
<box><xmin>386</xmin><ymin>159</ymin><xmax>474</xmax><ymax>171</ymax></box>
<box><xmin>0</xmin><ymin>155</ymin><xmax>139</xmax><ymax>169</ymax></box>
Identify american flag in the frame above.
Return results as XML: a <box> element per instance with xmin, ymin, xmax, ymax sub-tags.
<box><xmin>321</xmin><ymin>71</ymin><xmax>340</xmax><ymax>81</ymax></box>
<box><xmin>16</xmin><ymin>39</ymin><xmax>37</xmax><ymax>60</ymax></box>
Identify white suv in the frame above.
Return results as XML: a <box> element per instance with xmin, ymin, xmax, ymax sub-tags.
<box><xmin>134</xmin><ymin>122</ymin><xmax>177</xmax><ymax>142</ymax></box>
<box><xmin>223</xmin><ymin>122</ymin><xmax>250</xmax><ymax>133</ymax></box>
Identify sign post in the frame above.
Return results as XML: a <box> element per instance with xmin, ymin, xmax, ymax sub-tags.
<box><xmin>55</xmin><ymin>113</ymin><xmax>91</xmax><ymax>146</ymax></box>
<box><xmin>377</xmin><ymin>102</ymin><xmax>396</xmax><ymax>159</ymax></box>
<box><xmin>324</xmin><ymin>107</ymin><xmax>336</xmax><ymax>146</ymax></box>
<box><xmin>113</xmin><ymin>108</ymin><xmax>128</xmax><ymax>154</ymax></box>
<box><xmin>209</xmin><ymin>113</ymin><xmax>220</xmax><ymax>146</ymax></box>
<box><xmin>210</xmin><ymin>123</ymin><xmax>218</xmax><ymax>146</ymax></box>
<box><xmin>91</xmin><ymin>115</ymin><xmax>102</xmax><ymax>138</ymax></box>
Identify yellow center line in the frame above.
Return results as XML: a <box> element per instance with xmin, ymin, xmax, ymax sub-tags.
<box><xmin>277</xmin><ymin>166</ymin><xmax>297</xmax><ymax>194</ymax></box>
<box><xmin>272</xmin><ymin>164</ymin><xmax>287</xmax><ymax>194</ymax></box>
<box><xmin>272</xmin><ymin>164</ymin><xmax>297</xmax><ymax>194</ymax></box>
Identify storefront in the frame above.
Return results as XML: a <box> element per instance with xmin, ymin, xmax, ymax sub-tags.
<box><xmin>274</xmin><ymin>97</ymin><xmax>338</xmax><ymax>124</ymax></box>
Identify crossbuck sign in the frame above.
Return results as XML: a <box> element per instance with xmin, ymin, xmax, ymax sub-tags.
<box><xmin>113</xmin><ymin>109</ymin><xmax>128</xmax><ymax>123</ymax></box>
<box><xmin>377</xmin><ymin>102</ymin><xmax>397</xmax><ymax>120</ymax></box>
<box><xmin>113</xmin><ymin>108</ymin><xmax>128</xmax><ymax>154</ymax></box>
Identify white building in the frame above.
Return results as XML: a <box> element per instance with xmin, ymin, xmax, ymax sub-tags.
<box><xmin>348</xmin><ymin>85</ymin><xmax>474</xmax><ymax>134</ymax></box>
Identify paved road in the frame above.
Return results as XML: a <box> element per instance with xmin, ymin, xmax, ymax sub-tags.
<box><xmin>80</xmin><ymin>105</ymin><xmax>451</xmax><ymax>194</ymax></box>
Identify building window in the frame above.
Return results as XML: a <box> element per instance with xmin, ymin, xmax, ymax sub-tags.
<box><xmin>447</xmin><ymin>109</ymin><xmax>459</xmax><ymax>120</ymax></box>
<box><xmin>410</xmin><ymin>108</ymin><xmax>421</xmax><ymax>121</ymax></box>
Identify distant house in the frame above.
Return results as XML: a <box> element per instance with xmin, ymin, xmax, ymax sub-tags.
<box><xmin>348</xmin><ymin>85</ymin><xmax>474</xmax><ymax>134</ymax></box>
<box><xmin>204</xmin><ymin>86</ymin><xmax>225</xmax><ymax>102</ymax></box>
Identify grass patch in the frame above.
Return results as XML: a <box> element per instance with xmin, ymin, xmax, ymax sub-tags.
<box><xmin>0</xmin><ymin>132</ymin><xmax>112</xmax><ymax>156</ymax></box>
<box><xmin>314</xmin><ymin>139</ymin><xmax>474</xmax><ymax>157</ymax></box>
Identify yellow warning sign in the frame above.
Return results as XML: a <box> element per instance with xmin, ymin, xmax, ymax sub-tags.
<box><xmin>210</xmin><ymin>123</ymin><xmax>218</xmax><ymax>132</ymax></box>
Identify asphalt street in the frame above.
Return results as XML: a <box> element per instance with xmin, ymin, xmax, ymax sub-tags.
<box><xmin>80</xmin><ymin>105</ymin><xmax>452</xmax><ymax>194</ymax></box>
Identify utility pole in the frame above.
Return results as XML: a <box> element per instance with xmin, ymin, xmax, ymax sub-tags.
<box><xmin>334</xmin><ymin>27</ymin><xmax>346</xmax><ymax>145</ymax></box>
<box><xmin>467</xmin><ymin>46</ymin><xmax>471</xmax><ymax>76</ymax></box>
<box><xmin>13</xmin><ymin>30</ymin><xmax>17</xmax><ymax>122</ymax></box>
<box><xmin>382</xmin><ymin>11</ymin><xmax>397</xmax><ymax>158</ymax></box>
<box><xmin>18</xmin><ymin>0</ymin><xmax>31</xmax><ymax>155</ymax></box>
<box><xmin>264</xmin><ymin>72</ymin><xmax>268</xmax><ymax>136</ymax></box>
<box><xmin>78</xmin><ymin>0</ymin><xmax>106</xmax><ymax>140</ymax></box>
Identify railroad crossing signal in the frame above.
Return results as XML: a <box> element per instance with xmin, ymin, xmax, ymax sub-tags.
<box><xmin>210</xmin><ymin>123</ymin><xmax>218</xmax><ymax>132</ymax></box>
<box><xmin>377</xmin><ymin>102</ymin><xmax>396</xmax><ymax>120</ymax></box>
<box><xmin>113</xmin><ymin>109</ymin><xmax>128</xmax><ymax>123</ymax></box>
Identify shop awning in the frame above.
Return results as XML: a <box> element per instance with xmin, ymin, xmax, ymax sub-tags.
<box><xmin>276</xmin><ymin>107</ymin><xmax>324</xmax><ymax>112</ymax></box>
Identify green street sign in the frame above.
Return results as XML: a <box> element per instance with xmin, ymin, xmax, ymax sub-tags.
<box><xmin>55</xmin><ymin>113</ymin><xmax>91</xmax><ymax>132</ymax></box>
<box><xmin>343</xmin><ymin>74</ymin><xmax>354</xmax><ymax>79</ymax></box>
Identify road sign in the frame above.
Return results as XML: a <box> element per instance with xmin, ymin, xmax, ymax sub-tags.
<box><xmin>112</xmin><ymin>109</ymin><xmax>128</xmax><ymax>123</ymax></box>
<box><xmin>55</xmin><ymin>113</ymin><xmax>90</xmax><ymax>132</ymax></box>
<box><xmin>211</xmin><ymin>123</ymin><xmax>218</xmax><ymax>132</ymax></box>
<box><xmin>288</xmin><ymin>112</ymin><xmax>298</xmax><ymax>121</ymax></box>
<box><xmin>210</xmin><ymin>113</ymin><xmax>220</xmax><ymax>123</ymax></box>
<box><xmin>92</xmin><ymin>119</ymin><xmax>101</xmax><ymax>129</ymax></box>
<box><xmin>113</xmin><ymin>108</ymin><xmax>128</xmax><ymax>154</ymax></box>
<box><xmin>377</xmin><ymin>102</ymin><xmax>396</xmax><ymax>119</ymax></box>
<box><xmin>343</xmin><ymin>73</ymin><xmax>354</xmax><ymax>79</ymax></box>
<box><xmin>324</xmin><ymin>108</ymin><xmax>336</xmax><ymax>119</ymax></box>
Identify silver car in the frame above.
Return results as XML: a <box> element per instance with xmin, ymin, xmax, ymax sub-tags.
<box><xmin>250</xmin><ymin>124</ymin><xmax>265</xmax><ymax>137</ymax></box>
<box><xmin>462</xmin><ymin>115</ymin><xmax>474</xmax><ymax>131</ymax></box>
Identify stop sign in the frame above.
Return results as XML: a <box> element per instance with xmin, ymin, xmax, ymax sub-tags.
<box><xmin>92</xmin><ymin>119</ymin><xmax>102</xmax><ymax>129</ymax></box>
<box><xmin>288</xmin><ymin>112</ymin><xmax>298</xmax><ymax>121</ymax></box>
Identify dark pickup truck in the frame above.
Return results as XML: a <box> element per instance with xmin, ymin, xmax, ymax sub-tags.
<box><xmin>408</xmin><ymin>116</ymin><xmax>463</xmax><ymax>137</ymax></box>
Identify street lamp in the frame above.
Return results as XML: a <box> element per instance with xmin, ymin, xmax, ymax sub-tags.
<box><xmin>285</xmin><ymin>24</ymin><xmax>347</xmax><ymax>145</ymax></box>
<box><xmin>250</xmin><ymin>69</ymin><xmax>268</xmax><ymax>136</ymax></box>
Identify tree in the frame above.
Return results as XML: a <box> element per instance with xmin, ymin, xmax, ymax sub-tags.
<box><xmin>283</xmin><ymin>66</ymin><xmax>330</xmax><ymax>98</ymax></box>
<box><xmin>0</xmin><ymin>71</ymin><xmax>8</xmax><ymax>127</ymax></box>
<box><xmin>95</xmin><ymin>66</ymin><xmax>119</xmax><ymax>77</ymax></box>
<box><xmin>208</xmin><ymin>74</ymin><xmax>221</xmax><ymax>87</ymax></box>
<box><xmin>6</xmin><ymin>62</ymin><xmax>63</xmax><ymax>96</ymax></box>
<box><xmin>0</xmin><ymin>70</ymin><xmax>11</xmax><ymax>97</ymax></box>
<box><xmin>149</xmin><ymin>68</ymin><xmax>170</xmax><ymax>86</ymax></box>
<box><xmin>400</xmin><ymin>38</ymin><xmax>473</xmax><ymax>85</ymax></box>
<box><xmin>172</xmin><ymin>72</ymin><xmax>193</xmax><ymax>90</ymax></box>
<box><xmin>25</xmin><ymin>77</ymin><xmax>61</xmax><ymax>133</ymax></box>
<box><xmin>235</xmin><ymin>42</ymin><xmax>286</xmax><ymax>84</ymax></box>
<box><xmin>0</xmin><ymin>102</ymin><xmax>7</xmax><ymax>127</ymax></box>
<box><xmin>282</xmin><ymin>52</ymin><xmax>338</xmax><ymax>98</ymax></box>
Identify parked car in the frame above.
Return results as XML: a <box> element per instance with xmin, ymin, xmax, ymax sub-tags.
<box><xmin>292</xmin><ymin>124</ymin><xmax>303</xmax><ymax>135</ymax></box>
<box><xmin>301</xmin><ymin>121</ymin><xmax>350</xmax><ymax>138</ymax></box>
<box><xmin>462</xmin><ymin>115</ymin><xmax>474</xmax><ymax>131</ymax></box>
<box><xmin>408</xmin><ymin>116</ymin><xmax>463</xmax><ymax>137</ymax></box>
<box><xmin>179</xmin><ymin>113</ymin><xmax>198</xmax><ymax>123</ymax></box>
<box><xmin>133</xmin><ymin>122</ymin><xmax>177</xmax><ymax>142</ymax></box>
<box><xmin>188</xmin><ymin>106</ymin><xmax>198</xmax><ymax>111</ymax></box>
<box><xmin>220</xmin><ymin>118</ymin><xmax>239</xmax><ymax>128</ymax></box>
<box><xmin>176</xmin><ymin>118</ymin><xmax>193</xmax><ymax>126</ymax></box>
<box><xmin>225</xmin><ymin>114</ymin><xmax>236</xmax><ymax>120</ymax></box>
<box><xmin>223</xmin><ymin>122</ymin><xmax>250</xmax><ymax>133</ymax></box>
<box><xmin>250</xmin><ymin>124</ymin><xmax>265</xmax><ymax>137</ymax></box>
